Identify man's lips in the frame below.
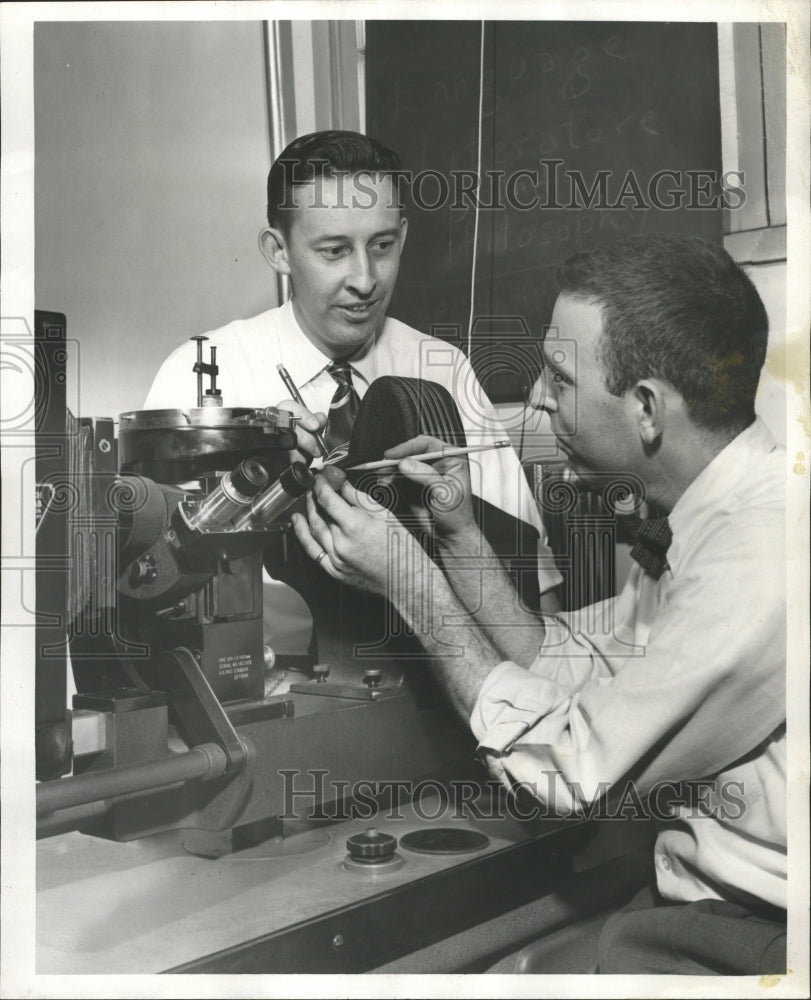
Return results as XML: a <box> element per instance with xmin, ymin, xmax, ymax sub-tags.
<box><xmin>335</xmin><ymin>300</ymin><xmax>379</xmax><ymax>318</ymax></box>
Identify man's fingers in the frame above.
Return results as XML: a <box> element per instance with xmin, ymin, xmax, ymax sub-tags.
<box><xmin>277</xmin><ymin>399</ymin><xmax>327</xmax><ymax>432</ymax></box>
<box><xmin>384</xmin><ymin>437</ymin><xmax>470</xmax><ymax>481</ymax></box>
<box><xmin>277</xmin><ymin>400</ymin><xmax>327</xmax><ymax>460</ymax></box>
<box><xmin>383</xmin><ymin>434</ymin><xmax>446</xmax><ymax>459</ymax></box>
<box><xmin>291</xmin><ymin>513</ymin><xmax>339</xmax><ymax>578</ymax></box>
<box><xmin>398</xmin><ymin>454</ymin><xmax>469</xmax><ymax>488</ymax></box>
<box><xmin>290</xmin><ymin>511</ymin><xmax>322</xmax><ymax>559</ymax></box>
<box><xmin>339</xmin><ymin>479</ymin><xmax>389</xmax><ymax>515</ymax></box>
<box><xmin>312</xmin><ymin>473</ymin><xmax>357</xmax><ymax>525</ymax></box>
<box><xmin>392</xmin><ymin>459</ymin><xmax>447</xmax><ymax>493</ymax></box>
<box><xmin>305</xmin><ymin>490</ymin><xmax>335</xmax><ymax>553</ymax></box>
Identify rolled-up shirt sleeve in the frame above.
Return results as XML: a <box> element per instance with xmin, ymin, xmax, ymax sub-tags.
<box><xmin>469</xmin><ymin>509</ymin><xmax>786</xmax><ymax>814</ymax></box>
<box><xmin>470</xmin><ymin>614</ymin><xmax>613</xmax><ymax>752</ymax></box>
<box><xmin>470</xmin><ymin>614</ymin><xmax>615</xmax><ymax>807</ymax></box>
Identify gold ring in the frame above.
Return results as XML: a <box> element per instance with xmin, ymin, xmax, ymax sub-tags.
<box><xmin>316</xmin><ymin>550</ymin><xmax>328</xmax><ymax>565</ymax></box>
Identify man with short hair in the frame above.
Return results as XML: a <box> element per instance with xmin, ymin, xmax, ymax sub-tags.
<box><xmin>294</xmin><ymin>235</ymin><xmax>787</xmax><ymax>975</ymax></box>
<box><xmin>145</xmin><ymin>131</ymin><xmax>562</xmax><ymax>625</ymax></box>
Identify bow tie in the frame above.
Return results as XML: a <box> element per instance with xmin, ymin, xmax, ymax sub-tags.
<box><xmin>629</xmin><ymin>516</ymin><xmax>673</xmax><ymax>580</ymax></box>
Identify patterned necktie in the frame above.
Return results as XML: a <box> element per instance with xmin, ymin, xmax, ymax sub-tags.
<box><xmin>630</xmin><ymin>516</ymin><xmax>673</xmax><ymax>580</ymax></box>
<box><xmin>323</xmin><ymin>362</ymin><xmax>361</xmax><ymax>463</ymax></box>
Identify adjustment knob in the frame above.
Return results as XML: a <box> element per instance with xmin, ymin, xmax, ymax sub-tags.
<box><xmin>129</xmin><ymin>555</ymin><xmax>157</xmax><ymax>586</ymax></box>
<box><xmin>346</xmin><ymin>828</ymin><xmax>397</xmax><ymax>863</ymax></box>
<box><xmin>363</xmin><ymin>668</ymin><xmax>383</xmax><ymax>689</ymax></box>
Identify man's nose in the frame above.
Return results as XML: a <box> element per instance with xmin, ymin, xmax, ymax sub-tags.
<box><xmin>528</xmin><ymin>372</ymin><xmax>557</xmax><ymax>412</ymax></box>
<box><xmin>346</xmin><ymin>252</ymin><xmax>376</xmax><ymax>297</ymax></box>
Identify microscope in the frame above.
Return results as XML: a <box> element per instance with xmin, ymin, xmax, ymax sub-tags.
<box><xmin>35</xmin><ymin>332</ymin><xmax>472</xmax><ymax>850</ymax></box>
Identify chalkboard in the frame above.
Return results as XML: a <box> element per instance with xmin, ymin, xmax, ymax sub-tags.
<box><xmin>366</xmin><ymin>21</ymin><xmax>723</xmax><ymax>400</ymax></box>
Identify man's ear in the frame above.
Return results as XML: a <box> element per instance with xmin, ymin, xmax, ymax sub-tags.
<box><xmin>631</xmin><ymin>379</ymin><xmax>668</xmax><ymax>446</ymax></box>
<box><xmin>259</xmin><ymin>226</ymin><xmax>290</xmax><ymax>276</ymax></box>
<box><xmin>398</xmin><ymin>216</ymin><xmax>408</xmax><ymax>253</ymax></box>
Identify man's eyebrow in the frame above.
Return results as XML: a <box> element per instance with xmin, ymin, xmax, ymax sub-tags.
<box><xmin>540</xmin><ymin>338</ymin><xmax>559</xmax><ymax>365</ymax></box>
<box><xmin>541</xmin><ymin>342</ymin><xmax>575</xmax><ymax>377</ymax></box>
<box><xmin>311</xmin><ymin>227</ymin><xmax>402</xmax><ymax>243</ymax></box>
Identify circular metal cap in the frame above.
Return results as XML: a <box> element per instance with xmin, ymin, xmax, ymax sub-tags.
<box><xmin>399</xmin><ymin>828</ymin><xmax>490</xmax><ymax>855</ymax></box>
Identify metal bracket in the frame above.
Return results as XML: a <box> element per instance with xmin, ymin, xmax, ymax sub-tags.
<box><xmin>289</xmin><ymin>664</ymin><xmax>405</xmax><ymax>702</ymax></box>
<box><xmin>191</xmin><ymin>336</ymin><xmax>222</xmax><ymax>406</ymax></box>
<box><xmin>149</xmin><ymin>646</ymin><xmax>246</xmax><ymax>772</ymax></box>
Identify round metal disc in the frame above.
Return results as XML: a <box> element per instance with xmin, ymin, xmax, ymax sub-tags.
<box><xmin>399</xmin><ymin>828</ymin><xmax>490</xmax><ymax>855</ymax></box>
<box><xmin>341</xmin><ymin>853</ymin><xmax>404</xmax><ymax>876</ymax></box>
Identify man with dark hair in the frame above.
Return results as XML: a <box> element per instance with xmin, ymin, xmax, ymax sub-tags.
<box><xmin>293</xmin><ymin>234</ymin><xmax>787</xmax><ymax>975</ymax></box>
<box><xmin>556</xmin><ymin>235</ymin><xmax>769</xmax><ymax>431</ymax></box>
<box><xmin>145</xmin><ymin>131</ymin><xmax>561</xmax><ymax>627</ymax></box>
<box><xmin>266</xmin><ymin>129</ymin><xmax>406</xmax><ymax>236</ymax></box>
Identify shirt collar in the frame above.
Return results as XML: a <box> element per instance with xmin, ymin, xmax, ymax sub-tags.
<box><xmin>276</xmin><ymin>299</ymin><xmax>332</xmax><ymax>389</ymax></box>
<box><xmin>666</xmin><ymin>417</ymin><xmax>778</xmax><ymax>572</ymax></box>
<box><xmin>341</xmin><ymin>329</ymin><xmax>380</xmax><ymax>387</ymax></box>
<box><xmin>276</xmin><ymin>297</ymin><xmax>376</xmax><ymax>391</ymax></box>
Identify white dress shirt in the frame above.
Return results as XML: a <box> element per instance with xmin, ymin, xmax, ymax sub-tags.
<box><xmin>470</xmin><ymin>418</ymin><xmax>786</xmax><ymax>908</ymax></box>
<box><xmin>144</xmin><ymin>300</ymin><xmax>561</xmax><ymax>592</ymax></box>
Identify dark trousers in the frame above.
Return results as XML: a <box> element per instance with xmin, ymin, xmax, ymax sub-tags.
<box><xmin>490</xmin><ymin>884</ymin><xmax>787</xmax><ymax>975</ymax></box>
<box><xmin>598</xmin><ymin>884</ymin><xmax>787</xmax><ymax>975</ymax></box>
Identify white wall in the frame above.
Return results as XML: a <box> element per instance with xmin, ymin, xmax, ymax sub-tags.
<box><xmin>719</xmin><ymin>23</ymin><xmax>789</xmax><ymax>446</ymax></box>
<box><xmin>35</xmin><ymin>21</ymin><xmax>277</xmax><ymax>419</ymax></box>
<box><xmin>748</xmin><ymin>261</ymin><xmax>788</xmax><ymax>446</ymax></box>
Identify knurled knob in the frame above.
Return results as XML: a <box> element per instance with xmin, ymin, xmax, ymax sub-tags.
<box><xmin>346</xmin><ymin>828</ymin><xmax>397</xmax><ymax>862</ymax></box>
<box><xmin>129</xmin><ymin>555</ymin><xmax>157</xmax><ymax>585</ymax></box>
<box><xmin>281</xmin><ymin>461</ymin><xmax>316</xmax><ymax>496</ymax></box>
<box><xmin>312</xmin><ymin>663</ymin><xmax>330</xmax><ymax>683</ymax></box>
<box><xmin>230</xmin><ymin>458</ymin><xmax>270</xmax><ymax>498</ymax></box>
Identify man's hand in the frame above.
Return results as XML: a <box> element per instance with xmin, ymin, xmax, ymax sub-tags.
<box><xmin>381</xmin><ymin>436</ymin><xmax>547</xmax><ymax>667</ymax></box>
<box><xmin>291</xmin><ymin>473</ymin><xmax>418</xmax><ymax>595</ymax></box>
<box><xmin>292</xmin><ymin>469</ymin><xmax>507</xmax><ymax>721</ymax></box>
<box><xmin>381</xmin><ymin>435</ymin><xmax>478</xmax><ymax>548</ymax></box>
<box><xmin>278</xmin><ymin>400</ymin><xmax>327</xmax><ymax>465</ymax></box>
